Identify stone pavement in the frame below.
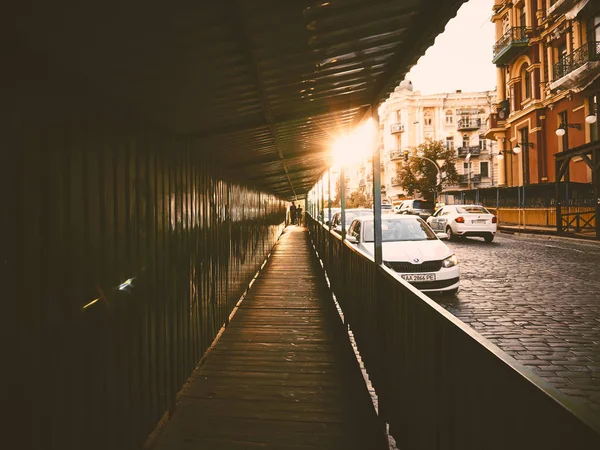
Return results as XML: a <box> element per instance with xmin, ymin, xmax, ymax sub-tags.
<box><xmin>436</xmin><ymin>232</ymin><xmax>600</xmax><ymax>414</ymax></box>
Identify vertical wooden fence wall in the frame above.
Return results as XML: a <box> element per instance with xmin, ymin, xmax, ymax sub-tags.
<box><xmin>8</xmin><ymin>83</ymin><xmax>286</xmax><ymax>450</ymax></box>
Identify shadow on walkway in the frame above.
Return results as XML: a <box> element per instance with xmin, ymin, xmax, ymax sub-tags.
<box><xmin>148</xmin><ymin>226</ymin><xmax>387</xmax><ymax>449</ymax></box>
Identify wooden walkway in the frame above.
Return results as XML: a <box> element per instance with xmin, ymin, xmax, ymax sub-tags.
<box><xmin>149</xmin><ymin>226</ymin><xmax>387</xmax><ymax>450</ymax></box>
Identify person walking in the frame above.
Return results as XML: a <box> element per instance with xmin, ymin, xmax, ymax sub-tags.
<box><xmin>296</xmin><ymin>205</ymin><xmax>303</xmax><ymax>225</ymax></box>
<box><xmin>289</xmin><ymin>203</ymin><xmax>297</xmax><ymax>226</ymax></box>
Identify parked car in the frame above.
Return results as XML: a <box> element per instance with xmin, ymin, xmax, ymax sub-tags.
<box><xmin>322</xmin><ymin>207</ymin><xmax>341</xmax><ymax>225</ymax></box>
<box><xmin>393</xmin><ymin>201</ymin><xmax>405</xmax><ymax>214</ymax></box>
<box><xmin>427</xmin><ymin>204</ymin><xmax>497</xmax><ymax>242</ymax></box>
<box><xmin>381</xmin><ymin>204</ymin><xmax>394</xmax><ymax>214</ymax></box>
<box><xmin>397</xmin><ymin>199</ymin><xmax>435</xmax><ymax>219</ymax></box>
<box><xmin>330</xmin><ymin>208</ymin><xmax>372</xmax><ymax>233</ymax></box>
<box><xmin>346</xmin><ymin>215</ymin><xmax>459</xmax><ymax>295</ymax></box>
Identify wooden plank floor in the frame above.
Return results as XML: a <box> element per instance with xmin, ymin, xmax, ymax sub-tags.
<box><xmin>149</xmin><ymin>226</ymin><xmax>387</xmax><ymax>450</ymax></box>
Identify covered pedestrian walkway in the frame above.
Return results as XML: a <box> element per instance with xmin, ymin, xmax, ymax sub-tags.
<box><xmin>147</xmin><ymin>226</ymin><xmax>386</xmax><ymax>450</ymax></box>
<box><xmin>6</xmin><ymin>1</ymin><xmax>600</xmax><ymax>449</ymax></box>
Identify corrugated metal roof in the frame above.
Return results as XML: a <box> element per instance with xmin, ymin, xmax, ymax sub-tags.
<box><xmin>8</xmin><ymin>0</ymin><xmax>466</xmax><ymax>199</ymax></box>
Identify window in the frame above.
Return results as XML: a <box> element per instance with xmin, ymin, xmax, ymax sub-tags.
<box><xmin>479</xmin><ymin>136</ymin><xmax>486</xmax><ymax>149</ymax></box>
<box><xmin>521</xmin><ymin>64</ymin><xmax>531</xmax><ymax>100</ymax></box>
<box><xmin>424</xmin><ymin>111</ymin><xmax>432</xmax><ymax>126</ymax></box>
<box><xmin>559</xmin><ymin>110</ymin><xmax>568</xmax><ymax>150</ymax></box>
<box><xmin>480</xmin><ymin>162</ymin><xmax>489</xmax><ymax>178</ymax></box>
<box><xmin>463</xmin><ymin>162</ymin><xmax>469</xmax><ymax>172</ymax></box>
<box><xmin>589</xmin><ymin>95</ymin><xmax>598</xmax><ymax>142</ymax></box>
<box><xmin>462</xmin><ymin>134</ymin><xmax>469</xmax><ymax>148</ymax></box>
<box><xmin>519</xmin><ymin>6</ymin><xmax>526</xmax><ymax>28</ymax></box>
<box><xmin>446</xmin><ymin>136</ymin><xmax>454</xmax><ymax>150</ymax></box>
<box><xmin>520</xmin><ymin>127</ymin><xmax>530</xmax><ymax>185</ymax></box>
<box><xmin>445</xmin><ymin>110</ymin><xmax>453</xmax><ymax>125</ymax></box>
<box><xmin>588</xmin><ymin>14</ymin><xmax>600</xmax><ymax>42</ymax></box>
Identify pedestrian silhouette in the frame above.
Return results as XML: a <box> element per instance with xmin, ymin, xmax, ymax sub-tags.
<box><xmin>290</xmin><ymin>203</ymin><xmax>297</xmax><ymax>225</ymax></box>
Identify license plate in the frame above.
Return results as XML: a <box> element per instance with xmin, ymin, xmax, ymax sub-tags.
<box><xmin>401</xmin><ymin>273</ymin><xmax>435</xmax><ymax>282</ymax></box>
<box><xmin>472</xmin><ymin>219</ymin><xmax>486</xmax><ymax>224</ymax></box>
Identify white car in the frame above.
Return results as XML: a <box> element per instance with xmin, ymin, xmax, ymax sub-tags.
<box><xmin>330</xmin><ymin>208</ymin><xmax>372</xmax><ymax>233</ymax></box>
<box><xmin>346</xmin><ymin>215</ymin><xmax>459</xmax><ymax>295</ymax></box>
<box><xmin>427</xmin><ymin>204</ymin><xmax>497</xmax><ymax>243</ymax></box>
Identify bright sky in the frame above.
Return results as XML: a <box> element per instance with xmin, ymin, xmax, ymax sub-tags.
<box><xmin>406</xmin><ymin>0</ymin><xmax>496</xmax><ymax>95</ymax></box>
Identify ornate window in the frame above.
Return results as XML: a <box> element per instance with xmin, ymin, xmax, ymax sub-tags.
<box><xmin>424</xmin><ymin>111</ymin><xmax>432</xmax><ymax>126</ymax></box>
<box><xmin>445</xmin><ymin>110</ymin><xmax>453</xmax><ymax>125</ymax></box>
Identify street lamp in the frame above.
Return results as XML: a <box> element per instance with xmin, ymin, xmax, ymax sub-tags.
<box><xmin>556</xmin><ymin>123</ymin><xmax>581</xmax><ymax>136</ymax></box>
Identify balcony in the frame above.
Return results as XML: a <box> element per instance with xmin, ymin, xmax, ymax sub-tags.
<box><xmin>547</xmin><ymin>0</ymin><xmax>576</xmax><ymax>17</ymax></box>
<box><xmin>550</xmin><ymin>42</ymin><xmax>600</xmax><ymax>91</ymax></box>
<box><xmin>391</xmin><ymin>177</ymin><xmax>402</xmax><ymax>186</ymax></box>
<box><xmin>389</xmin><ymin>150</ymin><xmax>405</xmax><ymax>161</ymax></box>
<box><xmin>458</xmin><ymin>174</ymin><xmax>481</xmax><ymax>185</ymax></box>
<box><xmin>390</xmin><ymin>123</ymin><xmax>405</xmax><ymax>134</ymax></box>
<box><xmin>492</xmin><ymin>26</ymin><xmax>530</xmax><ymax>66</ymax></box>
<box><xmin>457</xmin><ymin>146</ymin><xmax>481</xmax><ymax>157</ymax></box>
<box><xmin>457</xmin><ymin>118</ymin><xmax>481</xmax><ymax>131</ymax></box>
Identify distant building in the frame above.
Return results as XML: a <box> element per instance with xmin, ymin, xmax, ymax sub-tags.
<box><xmin>376</xmin><ymin>80</ymin><xmax>497</xmax><ymax>202</ymax></box>
<box><xmin>487</xmin><ymin>0</ymin><xmax>599</xmax><ymax>191</ymax></box>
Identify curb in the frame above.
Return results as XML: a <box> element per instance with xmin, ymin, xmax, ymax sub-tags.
<box><xmin>498</xmin><ymin>227</ymin><xmax>600</xmax><ymax>245</ymax></box>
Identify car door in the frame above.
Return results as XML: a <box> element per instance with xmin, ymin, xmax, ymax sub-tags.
<box><xmin>436</xmin><ymin>207</ymin><xmax>452</xmax><ymax>231</ymax></box>
<box><xmin>428</xmin><ymin>207</ymin><xmax>443</xmax><ymax>230</ymax></box>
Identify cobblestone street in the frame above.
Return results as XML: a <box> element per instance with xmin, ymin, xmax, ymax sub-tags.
<box><xmin>436</xmin><ymin>232</ymin><xmax>600</xmax><ymax>414</ymax></box>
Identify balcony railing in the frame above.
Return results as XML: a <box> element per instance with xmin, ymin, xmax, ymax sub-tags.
<box><xmin>457</xmin><ymin>118</ymin><xmax>481</xmax><ymax>130</ymax></box>
<box><xmin>459</xmin><ymin>174</ymin><xmax>481</xmax><ymax>184</ymax></box>
<box><xmin>457</xmin><ymin>146</ymin><xmax>481</xmax><ymax>157</ymax></box>
<box><xmin>391</xmin><ymin>177</ymin><xmax>402</xmax><ymax>186</ymax></box>
<box><xmin>389</xmin><ymin>150</ymin><xmax>405</xmax><ymax>161</ymax></box>
<box><xmin>492</xmin><ymin>26</ymin><xmax>530</xmax><ymax>65</ymax></box>
<box><xmin>553</xmin><ymin>42</ymin><xmax>600</xmax><ymax>81</ymax></box>
<box><xmin>390</xmin><ymin>123</ymin><xmax>405</xmax><ymax>134</ymax></box>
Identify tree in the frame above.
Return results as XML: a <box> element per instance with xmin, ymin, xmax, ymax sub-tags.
<box><xmin>346</xmin><ymin>189</ymin><xmax>369</xmax><ymax>208</ymax></box>
<box><xmin>397</xmin><ymin>139</ymin><xmax>459</xmax><ymax>200</ymax></box>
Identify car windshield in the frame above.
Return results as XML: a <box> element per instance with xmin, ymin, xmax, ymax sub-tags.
<box><xmin>413</xmin><ymin>200</ymin><xmax>433</xmax><ymax>210</ymax></box>
<box><xmin>345</xmin><ymin>210</ymin><xmax>370</xmax><ymax>222</ymax></box>
<box><xmin>456</xmin><ymin>206</ymin><xmax>489</xmax><ymax>214</ymax></box>
<box><xmin>363</xmin><ymin>218</ymin><xmax>437</xmax><ymax>242</ymax></box>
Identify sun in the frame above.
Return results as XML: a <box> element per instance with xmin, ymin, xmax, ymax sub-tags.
<box><xmin>330</xmin><ymin>118</ymin><xmax>375</xmax><ymax>169</ymax></box>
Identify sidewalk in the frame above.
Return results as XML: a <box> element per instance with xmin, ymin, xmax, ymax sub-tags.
<box><xmin>498</xmin><ymin>224</ymin><xmax>599</xmax><ymax>242</ymax></box>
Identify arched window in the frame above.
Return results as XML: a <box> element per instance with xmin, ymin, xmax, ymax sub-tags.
<box><xmin>424</xmin><ymin>111</ymin><xmax>432</xmax><ymax>126</ymax></box>
<box><xmin>445</xmin><ymin>110</ymin><xmax>453</xmax><ymax>125</ymax></box>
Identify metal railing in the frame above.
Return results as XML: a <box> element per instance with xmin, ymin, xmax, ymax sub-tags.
<box><xmin>457</xmin><ymin>118</ymin><xmax>481</xmax><ymax>130</ymax></box>
<box><xmin>389</xmin><ymin>150</ymin><xmax>404</xmax><ymax>160</ymax></box>
<box><xmin>390</xmin><ymin>122</ymin><xmax>404</xmax><ymax>134</ymax></box>
<box><xmin>307</xmin><ymin>215</ymin><xmax>600</xmax><ymax>449</ymax></box>
<box><xmin>553</xmin><ymin>42</ymin><xmax>600</xmax><ymax>80</ymax></box>
<box><xmin>493</xmin><ymin>26</ymin><xmax>530</xmax><ymax>59</ymax></box>
<box><xmin>390</xmin><ymin>176</ymin><xmax>402</xmax><ymax>186</ymax></box>
<box><xmin>458</xmin><ymin>146</ymin><xmax>481</xmax><ymax>157</ymax></box>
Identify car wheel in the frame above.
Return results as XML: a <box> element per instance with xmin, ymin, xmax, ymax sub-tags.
<box><xmin>484</xmin><ymin>233</ymin><xmax>494</xmax><ymax>243</ymax></box>
<box><xmin>442</xmin><ymin>287</ymin><xmax>458</xmax><ymax>296</ymax></box>
<box><xmin>446</xmin><ymin>226</ymin><xmax>457</xmax><ymax>241</ymax></box>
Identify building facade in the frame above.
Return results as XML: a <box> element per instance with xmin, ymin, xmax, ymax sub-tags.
<box><xmin>376</xmin><ymin>80</ymin><xmax>498</xmax><ymax>203</ymax></box>
<box><xmin>488</xmin><ymin>0</ymin><xmax>600</xmax><ymax>193</ymax></box>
